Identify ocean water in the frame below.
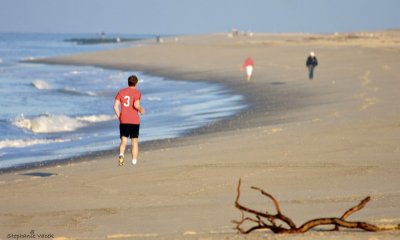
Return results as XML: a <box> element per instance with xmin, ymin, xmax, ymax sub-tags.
<box><xmin>0</xmin><ymin>33</ymin><xmax>246</xmax><ymax>170</ymax></box>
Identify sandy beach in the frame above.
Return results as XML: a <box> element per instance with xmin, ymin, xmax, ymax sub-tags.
<box><xmin>1</xmin><ymin>31</ymin><xmax>400</xmax><ymax>239</ymax></box>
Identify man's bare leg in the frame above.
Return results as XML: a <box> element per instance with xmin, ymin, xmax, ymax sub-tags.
<box><xmin>131</xmin><ymin>138</ymin><xmax>139</xmax><ymax>165</ymax></box>
<box><xmin>118</xmin><ymin>136</ymin><xmax>128</xmax><ymax>166</ymax></box>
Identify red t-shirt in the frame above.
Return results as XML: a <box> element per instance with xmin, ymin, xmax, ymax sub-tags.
<box><xmin>243</xmin><ymin>57</ymin><xmax>254</xmax><ymax>68</ymax></box>
<box><xmin>115</xmin><ymin>87</ymin><xmax>142</xmax><ymax>124</ymax></box>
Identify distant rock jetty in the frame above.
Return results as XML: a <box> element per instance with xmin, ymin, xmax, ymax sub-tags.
<box><xmin>64</xmin><ymin>37</ymin><xmax>142</xmax><ymax>45</ymax></box>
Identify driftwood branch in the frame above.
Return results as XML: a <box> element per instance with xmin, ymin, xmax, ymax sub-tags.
<box><xmin>233</xmin><ymin>178</ymin><xmax>400</xmax><ymax>234</ymax></box>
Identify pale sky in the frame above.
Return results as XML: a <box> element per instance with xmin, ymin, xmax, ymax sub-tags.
<box><xmin>0</xmin><ymin>0</ymin><xmax>399</xmax><ymax>34</ymax></box>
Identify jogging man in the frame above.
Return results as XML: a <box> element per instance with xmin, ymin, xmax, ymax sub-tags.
<box><xmin>114</xmin><ymin>75</ymin><xmax>145</xmax><ymax>166</ymax></box>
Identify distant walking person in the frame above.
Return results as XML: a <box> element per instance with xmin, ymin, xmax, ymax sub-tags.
<box><xmin>306</xmin><ymin>52</ymin><xmax>318</xmax><ymax>80</ymax></box>
<box><xmin>114</xmin><ymin>75</ymin><xmax>145</xmax><ymax>166</ymax></box>
<box><xmin>241</xmin><ymin>57</ymin><xmax>254</xmax><ymax>81</ymax></box>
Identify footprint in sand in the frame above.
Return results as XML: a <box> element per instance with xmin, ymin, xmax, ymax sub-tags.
<box><xmin>357</xmin><ymin>71</ymin><xmax>380</xmax><ymax>110</ymax></box>
<box><xmin>361</xmin><ymin>97</ymin><xmax>379</xmax><ymax>110</ymax></box>
<box><xmin>107</xmin><ymin>233</ymin><xmax>159</xmax><ymax>239</ymax></box>
<box><xmin>383</xmin><ymin>64</ymin><xmax>392</xmax><ymax>70</ymax></box>
<box><xmin>264</xmin><ymin>127</ymin><xmax>283</xmax><ymax>135</ymax></box>
<box><xmin>183</xmin><ymin>231</ymin><xmax>197</xmax><ymax>235</ymax></box>
<box><xmin>361</xmin><ymin>71</ymin><xmax>371</xmax><ymax>87</ymax></box>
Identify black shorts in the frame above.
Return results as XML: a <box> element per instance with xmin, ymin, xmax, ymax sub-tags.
<box><xmin>120</xmin><ymin>124</ymin><xmax>140</xmax><ymax>139</ymax></box>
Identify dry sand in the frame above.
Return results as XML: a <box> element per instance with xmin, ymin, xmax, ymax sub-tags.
<box><xmin>1</xmin><ymin>31</ymin><xmax>400</xmax><ymax>239</ymax></box>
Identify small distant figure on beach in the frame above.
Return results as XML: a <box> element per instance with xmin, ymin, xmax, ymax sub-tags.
<box><xmin>241</xmin><ymin>57</ymin><xmax>254</xmax><ymax>81</ymax></box>
<box><xmin>306</xmin><ymin>52</ymin><xmax>318</xmax><ymax>80</ymax></box>
<box><xmin>114</xmin><ymin>75</ymin><xmax>145</xmax><ymax>166</ymax></box>
<box><xmin>156</xmin><ymin>35</ymin><xmax>163</xmax><ymax>43</ymax></box>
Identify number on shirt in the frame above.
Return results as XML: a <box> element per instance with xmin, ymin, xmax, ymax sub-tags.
<box><xmin>123</xmin><ymin>96</ymin><xmax>130</xmax><ymax>107</ymax></box>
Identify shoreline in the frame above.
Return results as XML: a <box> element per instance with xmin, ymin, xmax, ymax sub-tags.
<box><xmin>1</xmin><ymin>32</ymin><xmax>399</xmax><ymax>239</ymax></box>
<box><xmin>30</xmin><ymin>33</ymin><xmax>322</xmax><ymax>137</ymax></box>
<box><xmin>0</xmin><ymin>70</ymin><xmax>249</xmax><ymax>174</ymax></box>
<box><xmin>4</xmin><ymin>34</ymin><xmax>314</xmax><ymax>174</ymax></box>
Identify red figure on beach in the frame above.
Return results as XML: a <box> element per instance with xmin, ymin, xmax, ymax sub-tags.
<box><xmin>241</xmin><ymin>57</ymin><xmax>254</xmax><ymax>81</ymax></box>
<box><xmin>114</xmin><ymin>75</ymin><xmax>145</xmax><ymax>166</ymax></box>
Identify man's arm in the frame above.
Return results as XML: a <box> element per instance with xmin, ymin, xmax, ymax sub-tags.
<box><xmin>114</xmin><ymin>99</ymin><xmax>121</xmax><ymax>118</ymax></box>
<box><xmin>134</xmin><ymin>99</ymin><xmax>145</xmax><ymax>115</ymax></box>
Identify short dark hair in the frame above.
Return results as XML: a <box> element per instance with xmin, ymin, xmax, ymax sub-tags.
<box><xmin>128</xmin><ymin>75</ymin><xmax>138</xmax><ymax>86</ymax></box>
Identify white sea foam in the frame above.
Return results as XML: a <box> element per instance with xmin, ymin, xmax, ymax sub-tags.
<box><xmin>146</xmin><ymin>96</ymin><xmax>162</xmax><ymax>101</ymax></box>
<box><xmin>32</xmin><ymin>80</ymin><xmax>51</xmax><ymax>90</ymax></box>
<box><xmin>59</xmin><ymin>87</ymin><xmax>98</xmax><ymax>96</ymax></box>
<box><xmin>86</xmin><ymin>91</ymin><xmax>97</xmax><ymax>96</ymax></box>
<box><xmin>108</xmin><ymin>72</ymin><xmax>127</xmax><ymax>81</ymax></box>
<box><xmin>14</xmin><ymin>114</ymin><xmax>86</xmax><ymax>133</ymax></box>
<box><xmin>63</xmin><ymin>70</ymin><xmax>85</xmax><ymax>77</ymax></box>
<box><xmin>76</xmin><ymin>114</ymin><xmax>116</xmax><ymax>123</ymax></box>
<box><xmin>69</xmin><ymin>70</ymin><xmax>80</xmax><ymax>75</ymax></box>
<box><xmin>0</xmin><ymin>138</ymin><xmax>67</xmax><ymax>149</ymax></box>
<box><xmin>30</xmin><ymin>81</ymin><xmax>98</xmax><ymax>96</ymax></box>
<box><xmin>22</xmin><ymin>56</ymin><xmax>36</xmax><ymax>61</ymax></box>
<box><xmin>13</xmin><ymin>114</ymin><xmax>115</xmax><ymax>134</ymax></box>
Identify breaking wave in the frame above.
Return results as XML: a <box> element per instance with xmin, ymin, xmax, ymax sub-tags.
<box><xmin>57</xmin><ymin>87</ymin><xmax>98</xmax><ymax>96</ymax></box>
<box><xmin>32</xmin><ymin>80</ymin><xmax>51</xmax><ymax>90</ymax></box>
<box><xmin>0</xmin><ymin>138</ymin><xmax>68</xmax><ymax>149</ymax></box>
<box><xmin>13</xmin><ymin>114</ymin><xmax>115</xmax><ymax>134</ymax></box>
<box><xmin>31</xmin><ymin>80</ymin><xmax>97</xmax><ymax>96</ymax></box>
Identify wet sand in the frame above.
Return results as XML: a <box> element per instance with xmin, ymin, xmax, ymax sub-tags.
<box><xmin>1</xmin><ymin>31</ymin><xmax>400</xmax><ymax>239</ymax></box>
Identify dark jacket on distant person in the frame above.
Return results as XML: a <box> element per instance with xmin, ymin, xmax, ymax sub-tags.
<box><xmin>306</xmin><ymin>56</ymin><xmax>318</xmax><ymax>67</ymax></box>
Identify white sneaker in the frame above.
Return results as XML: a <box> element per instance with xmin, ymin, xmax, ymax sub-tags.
<box><xmin>118</xmin><ymin>155</ymin><xmax>124</xmax><ymax>166</ymax></box>
<box><xmin>132</xmin><ymin>159</ymin><xmax>137</xmax><ymax>165</ymax></box>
